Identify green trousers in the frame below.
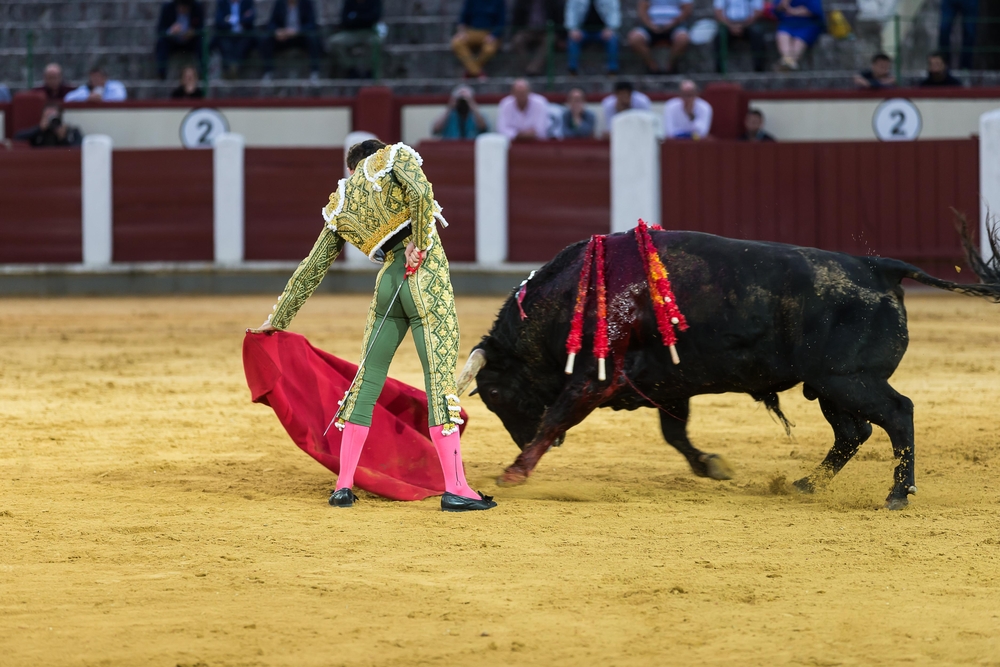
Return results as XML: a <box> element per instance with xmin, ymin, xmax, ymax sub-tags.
<box><xmin>338</xmin><ymin>238</ymin><xmax>462</xmax><ymax>431</ymax></box>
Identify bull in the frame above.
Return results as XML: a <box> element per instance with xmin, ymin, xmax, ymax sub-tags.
<box><xmin>456</xmin><ymin>219</ymin><xmax>1000</xmax><ymax>509</ymax></box>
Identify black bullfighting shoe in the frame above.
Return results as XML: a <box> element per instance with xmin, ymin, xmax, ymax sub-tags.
<box><xmin>328</xmin><ymin>488</ymin><xmax>357</xmax><ymax>508</ymax></box>
<box><xmin>440</xmin><ymin>491</ymin><xmax>497</xmax><ymax>512</ymax></box>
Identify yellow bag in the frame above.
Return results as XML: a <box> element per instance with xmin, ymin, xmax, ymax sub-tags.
<box><xmin>827</xmin><ymin>10</ymin><xmax>853</xmax><ymax>40</ymax></box>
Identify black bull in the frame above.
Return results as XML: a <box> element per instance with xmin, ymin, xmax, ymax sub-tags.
<box><xmin>458</xmin><ymin>222</ymin><xmax>1000</xmax><ymax>509</ymax></box>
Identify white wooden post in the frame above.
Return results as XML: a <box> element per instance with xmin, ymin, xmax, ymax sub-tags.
<box><xmin>474</xmin><ymin>132</ymin><xmax>509</xmax><ymax>264</ymax></box>
<box><xmin>980</xmin><ymin>109</ymin><xmax>1000</xmax><ymax>264</ymax></box>
<box><xmin>611</xmin><ymin>110</ymin><xmax>660</xmax><ymax>233</ymax></box>
<box><xmin>213</xmin><ymin>132</ymin><xmax>244</xmax><ymax>264</ymax></box>
<box><xmin>81</xmin><ymin>134</ymin><xmax>113</xmax><ymax>265</ymax></box>
<box><xmin>342</xmin><ymin>131</ymin><xmax>378</xmax><ymax>266</ymax></box>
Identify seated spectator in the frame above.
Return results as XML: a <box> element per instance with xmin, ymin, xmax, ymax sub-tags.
<box><xmin>919</xmin><ymin>51</ymin><xmax>963</xmax><ymax>86</ymax></box>
<box><xmin>171</xmin><ymin>65</ymin><xmax>205</xmax><ymax>98</ymax></box>
<box><xmin>740</xmin><ymin>108</ymin><xmax>774</xmax><ymax>141</ymax></box>
<box><xmin>566</xmin><ymin>0</ymin><xmax>621</xmax><ymax>75</ymax></box>
<box><xmin>156</xmin><ymin>0</ymin><xmax>206</xmax><ymax>80</ymax></box>
<box><xmin>662</xmin><ymin>79</ymin><xmax>712</xmax><ymax>140</ymax></box>
<box><xmin>774</xmin><ymin>0</ymin><xmax>825</xmax><ymax>71</ymax></box>
<box><xmin>64</xmin><ymin>67</ymin><xmax>128</xmax><ymax>102</ymax></box>
<box><xmin>511</xmin><ymin>0</ymin><xmax>564</xmax><ymax>76</ymax></box>
<box><xmin>497</xmin><ymin>79</ymin><xmax>550</xmax><ymax>141</ymax></box>
<box><xmin>627</xmin><ymin>0</ymin><xmax>693</xmax><ymax>74</ymax></box>
<box><xmin>714</xmin><ymin>0</ymin><xmax>765</xmax><ymax>73</ymax></box>
<box><xmin>327</xmin><ymin>0</ymin><xmax>383</xmax><ymax>78</ymax></box>
<box><xmin>451</xmin><ymin>0</ymin><xmax>506</xmax><ymax>79</ymax></box>
<box><xmin>34</xmin><ymin>63</ymin><xmax>74</xmax><ymax>100</ymax></box>
<box><xmin>562</xmin><ymin>88</ymin><xmax>596</xmax><ymax>138</ymax></box>
<box><xmin>601</xmin><ymin>80</ymin><xmax>651</xmax><ymax>133</ymax></box>
<box><xmin>432</xmin><ymin>85</ymin><xmax>488</xmax><ymax>140</ymax></box>
<box><xmin>938</xmin><ymin>0</ymin><xmax>977</xmax><ymax>70</ymax></box>
<box><xmin>14</xmin><ymin>102</ymin><xmax>83</xmax><ymax>147</ymax></box>
<box><xmin>213</xmin><ymin>0</ymin><xmax>256</xmax><ymax>78</ymax></box>
<box><xmin>261</xmin><ymin>0</ymin><xmax>323</xmax><ymax>83</ymax></box>
<box><xmin>854</xmin><ymin>53</ymin><xmax>896</xmax><ymax>89</ymax></box>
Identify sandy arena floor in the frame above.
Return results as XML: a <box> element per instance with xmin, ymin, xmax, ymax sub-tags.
<box><xmin>1</xmin><ymin>292</ymin><xmax>999</xmax><ymax>666</ymax></box>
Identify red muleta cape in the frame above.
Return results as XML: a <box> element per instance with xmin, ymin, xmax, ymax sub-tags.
<box><xmin>242</xmin><ymin>331</ymin><xmax>468</xmax><ymax>501</ymax></box>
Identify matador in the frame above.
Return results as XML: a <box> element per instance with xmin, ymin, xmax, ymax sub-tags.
<box><xmin>253</xmin><ymin>139</ymin><xmax>496</xmax><ymax>512</ymax></box>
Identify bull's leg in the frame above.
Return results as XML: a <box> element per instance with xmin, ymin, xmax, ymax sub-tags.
<box><xmin>803</xmin><ymin>376</ymin><xmax>915</xmax><ymax>509</ymax></box>
<box><xmin>793</xmin><ymin>397</ymin><xmax>873</xmax><ymax>493</ymax></box>
<box><xmin>498</xmin><ymin>385</ymin><xmax>603</xmax><ymax>486</ymax></box>
<box><xmin>657</xmin><ymin>401</ymin><xmax>733</xmax><ymax>480</ymax></box>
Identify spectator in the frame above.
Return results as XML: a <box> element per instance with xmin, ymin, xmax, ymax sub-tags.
<box><xmin>774</xmin><ymin>0</ymin><xmax>825</xmax><ymax>71</ymax></box>
<box><xmin>854</xmin><ymin>53</ymin><xmax>896</xmax><ymax>89</ymax></box>
<box><xmin>14</xmin><ymin>102</ymin><xmax>83</xmax><ymax>147</ymax></box>
<box><xmin>740</xmin><ymin>108</ymin><xmax>774</xmax><ymax>141</ymax></box>
<box><xmin>171</xmin><ymin>65</ymin><xmax>205</xmax><ymax>98</ymax></box>
<box><xmin>601</xmin><ymin>80</ymin><xmax>651</xmax><ymax>133</ymax></box>
<box><xmin>327</xmin><ymin>0</ymin><xmax>384</xmax><ymax>78</ymax></box>
<box><xmin>511</xmin><ymin>0</ymin><xmax>564</xmax><ymax>76</ymax></box>
<box><xmin>627</xmin><ymin>0</ymin><xmax>693</xmax><ymax>74</ymax></box>
<box><xmin>714</xmin><ymin>0</ymin><xmax>765</xmax><ymax>73</ymax></box>
<box><xmin>213</xmin><ymin>0</ymin><xmax>256</xmax><ymax>78</ymax></box>
<box><xmin>496</xmin><ymin>79</ymin><xmax>550</xmax><ymax>141</ymax></box>
<box><xmin>432</xmin><ymin>85</ymin><xmax>488</xmax><ymax>139</ymax></box>
<box><xmin>64</xmin><ymin>67</ymin><xmax>128</xmax><ymax>102</ymax></box>
<box><xmin>938</xmin><ymin>0</ymin><xmax>978</xmax><ymax>70</ymax></box>
<box><xmin>565</xmin><ymin>0</ymin><xmax>621</xmax><ymax>75</ymax></box>
<box><xmin>919</xmin><ymin>51</ymin><xmax>963</xmax><ymax>86</ymax></box>
<box><xmin>451</xmin><ymin>0</ymin><xmax>506</xmax><ymax>79</ymax></box>
<box><xmin>562</xmin><ymin>88</ymin><xmax>596</xmax><ymax>138</ymax></box>
<box><xmin>662</xmin><ymin>79</ymin><xmax>712</xmax><ymax>140</ymax></box>
<box><xmin>261</xmin><ymin>0</ymin><xmax>323</xmax><ymax>83</ymax></box>
<box><xmin>155</xmin><ymin>0</ymin><xmax>206</xmax><ymax>80</ymax></box>
<box><xmin>34</xmin><ymin>63</ymin><xmax>74</xmax><ymax>100</ymax></box>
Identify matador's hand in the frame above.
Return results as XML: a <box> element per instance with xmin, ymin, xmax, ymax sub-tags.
<box><xmin>248</xmin><ymin>319</ymin><xmax>277</xmax><ymax>334</ymax></box>
<box><xmin>404</xmin><ymin>242</ymin><xmax>425</xmax><ymax>270</ymax></box>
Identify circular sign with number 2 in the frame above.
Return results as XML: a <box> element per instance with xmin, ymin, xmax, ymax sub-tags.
<box><xmin>872</xmin><ymin>98</ymin><xmax>922</xmax><ymax>141</ymax></box>
<box><xmin>180</xmin><ymin>108</ymin><xmax>230</xmax><ymax>149</ymax></box>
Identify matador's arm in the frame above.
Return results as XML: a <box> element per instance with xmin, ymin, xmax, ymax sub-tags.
<box><xmin>392</xmin><ymin>147</ymin><xmax>438</xmax><ymax>253</ymax></box>
<box><xmin>268</xmin><ymin>227</ymin><xmax>346</xmax><ymax>330</ymax></box>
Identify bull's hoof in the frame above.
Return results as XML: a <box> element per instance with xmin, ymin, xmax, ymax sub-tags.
<box><xmin>497</xmin><ymin>468</ymin><xmax>528</xmax><ymax>487</ymax></box>
<box><xmin>701</xmin><ymin>454</ymin><xmax>734</xmax><ymax>481</ymax></box>
<box><xmin>884</xmin><ymin>496</ymin><xmax>909</xmax><ymax>510</ymax></box>
<box><xmin>792</xmin><ymin>476</ymin><xmax>815</xmax><ymax>494</ymax></box>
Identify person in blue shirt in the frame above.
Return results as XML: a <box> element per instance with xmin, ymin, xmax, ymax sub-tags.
<box><xmin>432</xmin><ymin>85</ymin><xmax>489</xmax><ymax>140</ymax></box>
<box><xmin>260</xmin><ymin>0</ymin><xmax>323</xmax><ymax>82</ymax></box>
<box><xmin>213</xmin><ymin>0</ymin><xmax>256</xmax><ymax>77</ymax></box>
<box><xmin>450</xmin><ymin>0</ymin><xmax>506</xmax><ymax>79</ymax></box>
<box><xmin>565</xmin><ymin>0</ymin><xmax>621</xmax><ymax>75</ymax></box>
<box><xmin>774</xmin><ymin>0</ymin><xmax>825</xmax><ymax>71</ymax></box>
<box><xmin>562</xmin><ymin>88</ymin><xmax>596</xmax><ymax>138</ymax></box>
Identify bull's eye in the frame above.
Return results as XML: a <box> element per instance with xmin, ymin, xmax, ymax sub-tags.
<box><xmin>488</xmin><ymin>388</ymin><xmax>500</xmax><ymax>399</ymax></box>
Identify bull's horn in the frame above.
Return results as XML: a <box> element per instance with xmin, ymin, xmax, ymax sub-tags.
<box><xmin>456</xmin><ymin>348</ymin><xmax>487</xmax><ymax>395</ymax></box>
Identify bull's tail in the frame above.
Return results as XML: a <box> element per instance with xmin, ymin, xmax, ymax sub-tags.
<box><xmin>751</xmin><ymin>392</ymin><xmax>794</xmax><ymax>436</ymax></box>
<box><xmin>877</xmin><ymin>213</ymin><xmax>1000</xmax><ymax>302</ymax></box>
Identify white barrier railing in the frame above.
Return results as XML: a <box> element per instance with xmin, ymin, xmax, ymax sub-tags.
<box><xmin>81</xmin><ymin>134</ymin><xmax>113</xmax><ymax>266</ymax></box>
<box><xmin>213</xmin><ymin>132</ymin><xmax>245</xmax><ymax>264</ymax></box>
<box><xmin>980</xmin><ymin>109</ymin><xmax>1000</xmax><ymax>265</ymax></box>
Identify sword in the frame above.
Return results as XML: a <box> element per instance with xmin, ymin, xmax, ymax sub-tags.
<box><xmin>323</xmin><ymin>261</ymin><xmax>420</xmax><ymax>437</ymax></box>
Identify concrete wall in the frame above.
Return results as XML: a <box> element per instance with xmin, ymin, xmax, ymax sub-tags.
<box><xmin>62</xmin><ymin>106</ymin><xmax>352</xmax><ymax>149</ymax></box>
<box><xmin>750</xmin><ymin>97</ymin><xmax>1000</xmax><ymax>141</ymax></box>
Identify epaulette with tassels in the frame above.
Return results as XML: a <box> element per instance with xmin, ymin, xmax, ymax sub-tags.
<box><xmin>562</xmin><ymin>220</ymin><xmax>688</xmax><ymax>381</ymax></box>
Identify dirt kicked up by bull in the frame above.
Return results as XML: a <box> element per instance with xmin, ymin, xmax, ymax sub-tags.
<box><xmin>456</xmin><ymin>217</ymin><xmax>1000</xmax><ymax>510</ymax></box>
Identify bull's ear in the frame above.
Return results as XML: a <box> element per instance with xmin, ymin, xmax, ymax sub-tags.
<box><xmin>469</xmin><ymin>387</ymin><xmax>479</xmax><ymax>396</ymax></box>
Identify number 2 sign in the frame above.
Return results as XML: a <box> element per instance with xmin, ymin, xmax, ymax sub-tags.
<box><xmin>180</xmin><ymin>108</ymin><xmax>230</xmax><ymax>149</ymax></box>
<box><xmin>872</xmin><ymin>98</ymin><xmax>922</xmax><ymax>141</ymax></box>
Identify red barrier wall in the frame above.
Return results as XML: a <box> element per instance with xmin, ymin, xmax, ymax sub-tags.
<box><xmin>508</xmin><ymin>141</ymin><xmax>610</xmax><ymax>262</ymax></box>
<box><xmin>660</xmin><ymin>139</ymin><xmax>979</xmax><ymax>279</ymax></box>
<box><xmin>244</xmin><ymin>148</ymin><xmax>343</xmax><ymax>261</ymax></box>
<box><xmin>0</xmin><ymin>149</ymin><xmax>82</xmax><ymax>263</ymax></box>
<box><xmin>113</xmin><ymin>150</ymin><xmax>214</xmax><ymax>262</ymax></box>
<box><xmin>416</xmin><ymin>141</ymin><xmax>476</xmax><ymax>262</ymax></box>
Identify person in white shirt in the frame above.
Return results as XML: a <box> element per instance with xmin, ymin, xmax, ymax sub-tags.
<box><xmin>714</xmin><ymin>0</ymin><xmax>766</xmax><ymax>72</ymax></box>
<box><xmin>496</xmin><ymin>78</ymin><xmax>551</xmax><ymax>141</ymax></box>
<box><xmin>600</xmin><ymin>80</ymin><xmax>651</xmax><ymax>135</ymax></box>
<box><xmin>627</xmin><ymin>0</ymin><xmax>693</xmax><ymax>74</ymax></box>
<box><xmin>63</xmin><ymin>67</ymin><xmax>128</xmax><ymax>102</ymax></box>
<box><xmin>662</xmin><ymin>79</ymin><xmax>712</xmax><ymax>140</ymax></box>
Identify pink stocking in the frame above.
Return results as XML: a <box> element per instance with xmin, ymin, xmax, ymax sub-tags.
<box><xmin>430</xmin><ymin>425</ymin><xmax>478</xmax><ymax>499</ymax></box>
<box><xmin>336</xmin><ymin>422</ymin><xmax>370</xmax><ymax>490</ymax></box>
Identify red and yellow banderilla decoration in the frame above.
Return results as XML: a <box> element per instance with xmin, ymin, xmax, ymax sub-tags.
<box><xmin>564</xmin><ymin>220</ymin><xmax>688</xmax><ymax>381</ymax></box>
